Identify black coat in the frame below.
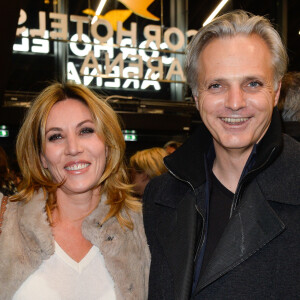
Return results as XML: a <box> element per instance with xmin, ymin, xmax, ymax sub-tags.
<box><xmin>283</xmin><ymin>121</ymin><xmax>300</xmax><ymax>142</ymax></box>
<box><xmin>143</xmin><ymin>110</ymin><xmax>300</xmax><ymax>300</ymax></box>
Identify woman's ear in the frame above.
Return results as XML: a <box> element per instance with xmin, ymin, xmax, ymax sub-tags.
<box><xmin>141</xmin><ymin>172</ymin><xmax>150</xmax><ymax>183</ymax></box>
<box><xmin>40</xmin><ymin>153</ymin><xmax>48</xmax><ymax>169</ymax></box>
<box><xmin>105</xmin><ymin>146</ymin><xmax>108</xmax><ymax>159</ymax></box>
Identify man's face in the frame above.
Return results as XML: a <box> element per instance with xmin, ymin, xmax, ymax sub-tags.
<box><xmin>195</xmin><ymin>34</ymin><xmax>281</xmax><ymax>154</ymax></box>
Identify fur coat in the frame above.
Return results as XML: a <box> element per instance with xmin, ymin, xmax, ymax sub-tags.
<box><xmin>0</xmin><ymin>190</ymin><xmax>150</xmax><ymax>300</ymax></box>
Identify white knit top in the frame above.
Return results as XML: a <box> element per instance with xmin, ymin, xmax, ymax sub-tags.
<box><xmin>13</xmin><ymin>241</ymin><xmax>116</xmax><ymax>300</ymax></box>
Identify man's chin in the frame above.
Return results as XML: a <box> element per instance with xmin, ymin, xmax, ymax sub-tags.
<box><xmin>214</xmin><ymin>138</ymin><xmax>255</xmax><ymax>152</ymax></box>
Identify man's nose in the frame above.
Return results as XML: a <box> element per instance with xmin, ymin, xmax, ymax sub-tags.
<box><xmin>65</xmin><ymin>135</ymin><xmax>83</xmax><ymax>156</ymax></box>
<box><xmin>225</xmin><ymin>85</ymin><xmax>246</xmax><ymax>111</ymax></box>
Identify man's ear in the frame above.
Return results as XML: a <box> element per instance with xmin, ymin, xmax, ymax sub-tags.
<box><xmin>40</xmin><ymin>153</ymin><xmax>48</xmax><ymax>169</ymax></box>
<box><xmin>194</xmin><ymin>95</ymin><xmax>199</xmax><ymax>110</ymax></box>
<box><xmin>274</xmin><ymin>81</ymin><xmax>282</xmax><ymax>106</ymax></box>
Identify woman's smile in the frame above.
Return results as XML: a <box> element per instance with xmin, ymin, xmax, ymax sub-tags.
<box><xmin>64</xmin><ymin>161</ymin><xmax>91</xmax><ymax>172</ymax></box>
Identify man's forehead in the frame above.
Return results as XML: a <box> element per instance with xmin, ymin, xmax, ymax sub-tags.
<box><xmin>201</xmin><ymin>33</ymin><xmax>269</xmax><ymax>52</ymax></box>
<box><xmin>198</xmin><ymin>34</ymin><xmax>274</xmax><ymax>81</ymax></box>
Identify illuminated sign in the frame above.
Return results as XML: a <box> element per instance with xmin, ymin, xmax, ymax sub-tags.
<box><xmin>13</xmin><ymin>9</ymin><xmax>198</xmax><ymax>91</ymax></box>
<box><xmin>0</xmin><ymin>126</ymin><xmax>9</xmax><ymax>138</ymax></box>
<box><xmin>123</xmin><ymin>130</ymin><xmax>137</xmax><ymax>141</ymax></box>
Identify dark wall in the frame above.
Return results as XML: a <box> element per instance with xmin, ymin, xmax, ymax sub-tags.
<box><xmin>0</xmin><ymin>0</ymin><xmax>22</xmax><ymax>105</ymax></box>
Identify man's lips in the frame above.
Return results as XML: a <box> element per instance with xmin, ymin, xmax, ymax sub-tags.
<box><xmin>64</xmin><ymin>161</ymin><xmax>91</xmax><ymax>171</ymax></box>
<box><xmin>221</xmin><ymin>117</ymin><xmax>251</xmax><ymax>125</ymax></box>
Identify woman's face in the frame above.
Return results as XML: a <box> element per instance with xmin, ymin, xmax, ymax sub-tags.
<box><xmin>41</xmin><ymin>98</ymin><xmax>107</xmax><ymax>196</ymax></box>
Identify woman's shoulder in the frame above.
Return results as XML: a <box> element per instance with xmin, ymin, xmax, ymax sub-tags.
<box><xmin>1</xmin><ymin>189</ymin><xmax>50</xmax><ymax>237</ymax></box>
<box><xmin>128</xmin><ymin>208</ymin><xmax>144</xmax><ymax>228</ymax></box>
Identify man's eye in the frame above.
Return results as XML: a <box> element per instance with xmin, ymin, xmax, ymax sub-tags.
<box><xmin>209</xmin><ymin>83</ymin><xmax>221</xmax><ymax>89</ymax></box>
<box><xmin>248</xmin><ymin>81</ymin><xmax>262</xmax><ymax>88</ymax></box>
<box><xmin>80</xmin><ymin>127</ymin><xmax>94</xmax><ymax>135</ymax></box>
<box><xmin>48</xmin><ymin>134</ymin><xmax>62</xmax><ymax>141</ymax></box>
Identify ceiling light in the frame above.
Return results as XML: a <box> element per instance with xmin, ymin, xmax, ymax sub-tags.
<box><xmin>92</xmin><ymin>0</ymin><xmax>108</xmax><ymax>24</ymax></box>
<box><xmin>203</xmin><ymin>0</ymin><xmax>229</xmax><ymax>27</ymax></box>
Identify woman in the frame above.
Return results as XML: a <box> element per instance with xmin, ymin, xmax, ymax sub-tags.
<box><xmin>130</xmin><ymin>147</ymin><xmax>167</xmax><ymax>197</ymax></box>
<box><xmin>0</xmin><ymin>83</ymin><xmax>150</xmax><ymax>300</ymax></box>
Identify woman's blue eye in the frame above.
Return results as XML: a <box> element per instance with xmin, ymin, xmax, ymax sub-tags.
<box><xmin>48</xmin><ymin>134</ymin><xmax>62</xmax><ymax>141</ymax></box>
<box><xmin>81</xmin><ymin>127</ymin><xmax>94</xmax><ymax>134</ymax></box>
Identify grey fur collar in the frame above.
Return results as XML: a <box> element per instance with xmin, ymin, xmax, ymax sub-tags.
<box><xmin>0</xmin><ymin>190</ymin><xmax>150</xmax><ymax>300</ymax></box>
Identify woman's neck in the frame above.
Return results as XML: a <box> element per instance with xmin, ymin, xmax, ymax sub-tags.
<box><xmin>53</xmin><ymin>188</ymin><xmax>101</xmax><ymax>226</ymax></box>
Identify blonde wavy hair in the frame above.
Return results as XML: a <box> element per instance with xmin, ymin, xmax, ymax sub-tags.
<box><xmin>130</xmin><ymin>147</ymin><xmax>168</xmax><ymax>179</ymax></box>
<box><xmin>11</xmin><ymin>82</ymin><xmax>140</xmax><ymax>229</ymax></box>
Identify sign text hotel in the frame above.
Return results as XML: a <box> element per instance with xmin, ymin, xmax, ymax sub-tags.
<box><xmin>14</xmin><ymin>9</ymin><xmax>197</xmax><ymax>90</ymax></box>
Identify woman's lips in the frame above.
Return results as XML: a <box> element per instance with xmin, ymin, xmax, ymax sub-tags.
<box><xmin>64</xmin><ymin>161</ymin><xmax>91</xmax><ymax>171</ymax></box>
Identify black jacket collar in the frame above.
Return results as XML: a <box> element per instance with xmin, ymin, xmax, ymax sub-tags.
<box><xmin>164</xmin><ymin>124</ymin><xmax>211</xmax><ymax>189</ymax></box>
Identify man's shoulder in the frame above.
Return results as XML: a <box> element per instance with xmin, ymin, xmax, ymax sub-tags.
<box><xmin>147</xmin><ymin>172</ymin><xmax>179</xmax><ymax>187</ymax></box>
<box><xmin>276</xmin><ymin>134</ymin><xmax>300</xmax><ymax>167</ymax></box>
<box><xmin>147</xmin><ymin>171</ymin><xmax>188</xmax><ymax>189</ymax></box>
<box><xmin>275</xmin><ymin>134</ymin><xmax>300</xmax><ymax>170</ymax></box>
<box><xmin>256</xmin><ymin>134</ymin><xmax>300</xmax><ymax>205</ymax></box>
<box><xmin>282</xmin><ymin>133</ymin><xmax>300</xmax><ymax>153</ymax></box>
<box><xmin>283</xmin><ymin>121</ymin><xmax>300</xmax><ymax>142</ymax></box>
<box><xmin>143</xmin><ymin>172</ymin><xmax>192</xmax><ymax>208</ymax></box>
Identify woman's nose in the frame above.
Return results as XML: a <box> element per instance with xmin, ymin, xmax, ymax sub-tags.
<box><xmin>65</xmin><ymin>135</ymin><xmax>83</xmax><ymax>156</ymax></box>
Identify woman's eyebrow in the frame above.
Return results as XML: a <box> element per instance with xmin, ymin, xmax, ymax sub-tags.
<box><xmin>76</xmin><ymin>119</ymin><xmax>94</xmax><ymax>128</ymax></box>
<box><xmin>45</xmin><ymin>127</ymin><xmax>62</xmax><ymax>135</ymax></box>
<box><xmin>45</xmin><ymin>119</ymin><xmax>94</xmax><ymax>134</ymax></box>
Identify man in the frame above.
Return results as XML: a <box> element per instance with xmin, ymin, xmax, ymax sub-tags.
<box><xmin>143</xmin><ymin>10</ymin><xmax>300</xmax><ymax>300</ymax></box>
<box><xmin>278</xmin><ymin>72</ymin><xmax>300</xmax><ymax>141</ymax></box>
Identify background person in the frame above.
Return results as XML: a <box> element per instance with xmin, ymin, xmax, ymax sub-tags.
<box><xmin>278</xmin><ymin>71</ymin><xmax>300</xmax><ymax>141</ymax></box>
<box><xmin>143</xmin><ymin>10</ymin><xmax>300</xmax><ymax>300</ymax></box>
<box><xmin>163</xmin><ymin>140</ymin><xmax>183</xmax><ymax>154</ymax></box>
<box><xmin>0</xmin><ymin>146</ymin><xmax>17</xmax><ymax>196</ymax></box>
<box><xmin>0</xmin><ymin>82</ymin><xmax>150</xmax><ymax>300</ymax></box>
<box><xmin>130</xmin><ymin>147</ymin><xmax>167</xmax><ymax>197</ymax></box>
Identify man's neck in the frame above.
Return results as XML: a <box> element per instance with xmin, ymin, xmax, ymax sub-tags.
<box><xmin>212</xmin><ymin>142</ymin><xmax>254</xmax><ymax>193</ymax></box>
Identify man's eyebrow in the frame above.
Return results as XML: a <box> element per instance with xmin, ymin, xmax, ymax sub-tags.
<box><xmin>204</xmin><ymin>75</ymin><xmax>265</xmax><ymax>83</ymax></box>
<box><xmin>243</xmin><ymin>76</ymin><xmax>264</xmax><ymax>81</ymax></box>
<box><xmin>201</xmin><ymin>78</ymin><xmax>226</xmax><ymax>86</ymax></box>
